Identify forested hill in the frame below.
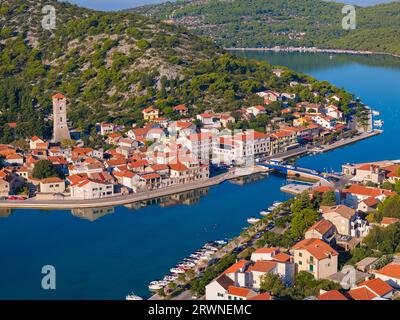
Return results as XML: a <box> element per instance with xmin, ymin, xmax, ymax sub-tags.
<box><xmin>133</xmin><ymin>0</ymin><xmax>400</xmax><ymax>56</ymax></box>
<box><xmin>0</xmin><ymin>0</ymin><xmax>355</xmax><ymax>143</ymax></box>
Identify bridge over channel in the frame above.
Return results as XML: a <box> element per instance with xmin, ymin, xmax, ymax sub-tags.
<box><xmin>257</xmin><ymin>162</ymin><xmax>338</xmax><ymax>187</ymax></box>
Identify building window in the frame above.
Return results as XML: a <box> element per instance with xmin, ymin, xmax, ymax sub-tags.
<box><xmin>309</xmin><ymin>265</ymin><xmax>314</xmax><ymax>272</ymax></box>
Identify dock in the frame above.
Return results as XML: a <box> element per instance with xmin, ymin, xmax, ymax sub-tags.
<box><xmin>280</xmin><ymin>183</ymin><xmax>312</xmax><ymax>195</ymax></box>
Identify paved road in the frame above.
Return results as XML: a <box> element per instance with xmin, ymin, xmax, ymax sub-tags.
<box><xmin>0</xmin><ymin>171</ymin><xmax>235</xmax><ymax>209</ymax></box>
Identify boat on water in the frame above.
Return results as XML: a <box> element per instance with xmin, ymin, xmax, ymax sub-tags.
<box><xmin>170</xmin><ymin>267</ymin><xmax>186</xmax><ymax>274</ymax></box>
<box><xmin>260</xmin><ymin>210</ymin><xmax>271</xmax><ymax>216</ymax></box>
<box><xmin>148</xmin><ymin>280</ymin><xmax>167</xmax><ymax>291</ymax></box>
<box><xmin>149</xmin><ymin>239</ymin><xmax>227</xmax><ymax>293</ymax></box>
<box><xmin>163</xmin><ymin>275</ymin><xmax>178</xmax><ymax>282</ymax></box>
<box><xmin>247</xmin><ymin>217</ymin><xmax>261</xmax><ymax>224</ymax></box>
<box><xmin>374</xmin><ymin>119</ymin><xmax>384</xmax><ymax>127</ymax></box>
<box><xmin>126</xmin><ymin>293</ymin><xmax>143</xmax><ymax>300</ymax></box>
<box><xmin>372</xmin><ymin>110</ymin><xmax>380</xmax><ymax>116</ymax></box>
<box><xmin>273</xmin><ymin>201</ymin><xmax>283</xmax><ymax>207</ymax></box>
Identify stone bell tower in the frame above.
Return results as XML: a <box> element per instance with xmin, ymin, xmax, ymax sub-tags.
<box><xmin>52</xmin><ymin>93</ymin><xmax>71</xmax><ymax>143</ymax></box>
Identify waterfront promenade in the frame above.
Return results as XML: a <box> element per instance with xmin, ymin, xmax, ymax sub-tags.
<box><xmin>0</xmin><ymin>130</ymin><xmax>381</xmax><ymax>210</ymax></box>
<box><xmin>0</xmin><ymin>168</ymin><xmax>264</xmax><ymax>210</ymax></box>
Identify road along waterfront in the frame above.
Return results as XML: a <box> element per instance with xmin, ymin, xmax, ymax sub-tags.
<box><xmin>1</xmin><ymin>52</ymin><xmax>399</xmax><ymax>299</ymax></box>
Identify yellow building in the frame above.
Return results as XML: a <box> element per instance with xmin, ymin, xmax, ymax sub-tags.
<box><xmin>291</xmin><ymin>238</ymin><xmax>338</xmax><ymax>280</ymax></box>
<box><xmin>270</xmin><ymin>130</ymin><xmax>298</xmax><ymax>155</ymax></box>
<box><xmin>142</xmin><ymin>106</ymin><xmax>159</xmax><ymax>121</ymax></box>
<box><xmin>40</xmin><ymin>177</ymin><xmax>66</xmax><ymax>194</ymax></box>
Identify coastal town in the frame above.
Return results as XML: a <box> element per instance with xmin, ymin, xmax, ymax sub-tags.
<box><xmin>0</xmin><ymin>80</ymin><xmax>379</xmax><ymax>205</ymax></box>
<box><xmin>2</xmin><ymin>84</ymin><xmax>399</xmax><ymax>303</ymax></box>
<box><xmin>146</xmin><ymin>159</ymin><xmax>400</xmax><ymax>301</ymax></box>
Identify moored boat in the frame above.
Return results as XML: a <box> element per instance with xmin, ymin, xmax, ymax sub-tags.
<box><xmin>247</xmin><ymin>217</ymin><xmax>261</xmax><ymax>224</ymax></box>
<box><xmin>126</xmin><ymin>293</ymin><xmax>143</xmax><ymax>300</ymax></box>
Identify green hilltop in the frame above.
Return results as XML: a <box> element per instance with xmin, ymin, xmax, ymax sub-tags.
<box><xmin>0</xmin><ymin>0</ymin><xmax>357</xmax><ymax>142</ymax></box>
<box><xmin>133</xmin><ymin>0</ymin><xmax>400</xmax><ymax>55</ymax></box>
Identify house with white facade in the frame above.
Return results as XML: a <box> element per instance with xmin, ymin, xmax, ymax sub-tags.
<box><xmin>70</xmin><ymin>179</ymin><xmax>115</xmax><ymax>199</ymax></box>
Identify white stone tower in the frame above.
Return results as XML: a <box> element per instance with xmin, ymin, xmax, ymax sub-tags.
<box><xmin>52</xmin><ymin>93</ymin><xmax>71</xmax><ymax>143</ymax></box>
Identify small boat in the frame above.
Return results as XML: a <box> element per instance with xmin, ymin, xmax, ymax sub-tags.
<box><xmin>126</xmin><ymin>293</ymin><xmax>143</xmax><ymax>300</ymax></box>
<box><xmin>260</xmin><ymin>210</ymin><xmax>271</xmax><ymax>216</ymax></box>
<box><xmin>372</xmin><ymin>110</ymin><xmax>380</xmax><ymax>116</ymax></box>
<box><xmin>273</xmin><ymin>201</ymin><xmax>283</xmax><ymax>207</ymax></box>
<box><xmin>163</xmin><ymin>275</ymin><xmax>178</xmax><ymax>282</ymax></box>
<box><xmin>247</xmin><ymin>217</ymin><xmax>261</xmax><ymax>224</ymax></box>
<box><xmin>148</xmin><ymin>281</ymin><xmax>167</xmax><ymax>291</ymax></box>
<box><xmin>268</xmin><ymin>206</ymin><xmax>276</xmax><ymax>211</ymax></box>
<box><xmin>215</xmin><ymin>240</ymin><xmax>227</xmax><ymax>246</ymax></box>
<box><xmin>170</xmin><ymin>267</ymin><xmax>186</xmax><ymax>274</ymax></box>
<box><xmin>374</xmin><ymin>120</ymin><xmax>384</xmax><ymax>127</ymax></box>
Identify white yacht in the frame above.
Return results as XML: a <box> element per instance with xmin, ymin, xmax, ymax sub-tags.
<box><xmin>170</xmin><ymin>267</ymin><xmax>186</xmax><ymax>274</ymax></box>
<box><xmin>247</xmin><ymin>217</ymin><xmax>261</xmax><ymax>224</ymax></box>
<box><xmin>260</xmin><ymin>210</ymin><xmax>271</xmax><ymax>216</ymax></box>
<box><xmin>148</xmin><ymin>280</ymin><xmax>167</xmax><ymax>291</ymax></box>
<box><xmin>126</xmin><ymin>293</ymin><xmax>143</xmax><ymax>300</ymax></box>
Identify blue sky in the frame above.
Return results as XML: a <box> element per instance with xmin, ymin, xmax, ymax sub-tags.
<box><xmin>65</xmin><ymin>0</ymin><xmax>165</xmax><ymax>11</ymax></box>
<box><xmin>65</xmin><ymin>0</ymin><xmax>395</xmax><ymax>11</ymax></box>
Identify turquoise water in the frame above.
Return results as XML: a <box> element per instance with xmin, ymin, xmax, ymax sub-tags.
<box><xmin>234</xmin><ymin>51</ymin><xmax>400</xmax><ymax>172</ymax></box>
<box><xmin>1</xmin><ymin>52</ymin><xmax>400</xmax><ymax>299</ymax></box>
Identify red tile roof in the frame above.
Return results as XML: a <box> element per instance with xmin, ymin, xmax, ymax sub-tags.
<box><xmin>347</xmin><ymin>287</ymin><xmax>377</xmax><ymax>300</ymax></box>
<box><xmin>357</xmin><ymin>278</ymin><xmax>393</xmax><ymax>297</ymax></box>
<box><xmin>343</xmin><ymin>185</ymin><xmax>394</xmax><ymax>198</ymax></box>
<box><xmin>292</xmin><ymin>238</ymin><xmax>338</xmax><ymax>260</ymax></box>
<box><xmin>381</xmin><ymin>217</ymin><xmax>400</xmax><ymax>226</ymax></box>
<box><xmin>227</xmin><ymin>286</ymin><xmax>252</xmax><ymax>297</ymax></box>
<box><xmin>41</xmin><ymin>177</ymin><xmax>64</xmax><ymax>184</ymax></box>
<box><xmin>254</xmin><ymin>247</ymin><xmax>279</xmax><ymax>254</ymax></box>
<box><xmin>306</xmin><ymin>219</ymin><xmax>335</xmax><ymax>236</ymax></box>
<box><xmin>224</xmin><ymin>260</ymin><xmax>248</xmax><ymax>274</ymax></box>
<box><xmin>140</xmin><ymin>173</ymin><xmax>161</xmax><ymax>180</ymax></box>
<box><xmin>174</xmin><ymin>104</ymin><xmax>188</xmax><ymax>111</ymax></box>
<box><xmin>318</xmin><ymin>290</ymin><xmax>349</xmax><ymax>300</ymax></box>
<box><xmin>168</xmin><ymin>162</ymin><xmax>189</xmax><ymax>172</ymax></box>
<box><xmin>247</xmin><ymin>261</ymin><xmax>277</xmax><ymax>273</ymax></box>
<box><xmin>52</xmin><ymin>93</ymin><xmax>65</xmax><ymax>99</ymax></box>
<box><xmin>248</xmin><ymin>292</ymin><xmax>272</xmax><ymax>300</ymax></box>
<box><xmin>374</xmin><ymin>263</ymin><xmax>400</xmax><ymax>280</ymax></box>
<box><xmin>272</xmin><ymin>252</ymin><xmax>291</xmax><ymax>262</ymax></box>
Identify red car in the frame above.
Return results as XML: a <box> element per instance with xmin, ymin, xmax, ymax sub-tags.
<box><xmin>7</xmin><ymin>196</ymin><xmax>17</xmax><ymax>201</ymax></box>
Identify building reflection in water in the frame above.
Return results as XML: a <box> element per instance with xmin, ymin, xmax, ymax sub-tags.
<box><xmin>0</xmin><ymin>208</ymin><xmax>12</xmax><ymax>218</ymax></box>
<box><xmin>71</xmin><ymin>207</ymin><xmax>115</xmax><ymax>221</ymax></box>
<box><xmin>229</xmin><ymin>173</ymin><xmax>266</xmax><ymax>186</ymax></box>
<box><xmin>124</xmin><ymin>187</ymin><xmax>210</xmax><ymax>211</ymax></box>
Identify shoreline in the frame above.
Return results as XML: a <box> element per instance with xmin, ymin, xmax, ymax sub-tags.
<box><xmin>0</xmin><ymin>130</ymin><xmax>382</xmax><ymax>210</ymax></box>
<box><xmin>225</xmin><ymin>46</ymin><xmax>400</xmax><ymax>59</ymax></box>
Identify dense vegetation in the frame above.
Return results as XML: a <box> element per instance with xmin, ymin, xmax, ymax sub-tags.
<box><xmin>134</xmin><ymin>0</ymin><xmax>400</xmax><ymax>56</ymax></box>
<box><xmin>255</xmin><ymin>191</ymin><xmax>324</xmax><ymax>248</ymax></box>
<box><xmin>0</xmin><ymin>0</ymin><xmax>363</xmax><ymax>142</ymax></box>
<box><xmin>260</xmin><ymin>271</ymin><xmax>341</xmax><ymax>299</ymax></box>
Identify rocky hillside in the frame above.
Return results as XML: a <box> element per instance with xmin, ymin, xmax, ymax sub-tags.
<box><xmin>134</xmin><ymin>0</ymin><xmax>400</xmax><ymax>55</ymax></box>
<box><xmin>0</xmin><ymin>0</ymin><xmax>352</xmax><ymax>141</ymax></box>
